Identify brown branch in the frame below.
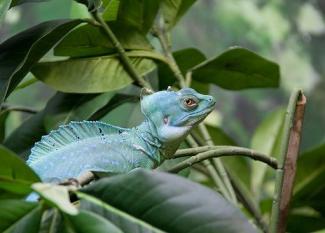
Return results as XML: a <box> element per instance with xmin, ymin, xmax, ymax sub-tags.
<box><xmin>269</xmin><ymin>90</ymin><xmax>307</xmax><ymax>233</ymax></box>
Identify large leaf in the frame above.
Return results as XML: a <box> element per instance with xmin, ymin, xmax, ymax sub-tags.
<box><xmin>39</xmin><ymin>209</ymin><xmax>64</xmax><ymax>233</ymax></box>
<box><xmin>32</xmin><ymin>183</ymin><xmax>78</xmax><ymax>215</ymax></box>
<box><xmin>74</xmin><ymin>0</ymin><xmax>101</xmax><ymax>12</ymax></box>
<box><xmin>292</xmin><ymin>143</ymin><xmax>325</xmax><ymax>215</ymax></box>
<box><xmin>32</xmin><ymin>54</ymin><xmax>156</xmax><ymax>93</ymax></box>
<box><xmin>0</xmin><ymin>110</ymin><xmax>9</xmax><ymax>142</ymax></box>
<box><xmin>100</xmin><ymin>101</ymin><xmax>143</xmax><ymax>128</ymax></box>
<box><xmin>158</xmin><ymin>48</ymin><xmax>206</xmax><ymax>89</ymax></box>
<box><xmin>65</xmin><ymin>210</ymin><xmax>123</xmax><ymax>233</ymax></box>
<box><xmin>4</xmin><ymin>91</ymin><xmax>136</xmax><ymax>159</ymax></box>
<box><xmin>250</xmin><ymin>108</ymin><xmax>285</xmax><ymax>198</ymax></box>
<box><xmin>81</xmin><ymin>169</ymin><xmax>257</xmax><ymax>233</ymax></box>
<box><xmin>287</xmin><ymin>212</ymin><xmax>325</xmax><ymax>233</ymax></box>
<box><xmin>161</xmin><ymin>0</ymin><xmax>197</xmax><ymax>30</ymax></box>
<box><xmin>10</xmin><ymin>0</ymin><xmax>50</xmax><ymax>7</ymax></box>
<box><xmin>42</xmin><ymin>92</ymin><xmax>115</xmax><ymax>131</ymax></box>
<box><xmin>115</xmin><ymin>0</ymin><xmax>161</xmax><ymax>33</ymax></box>
<box><xmin>0</xmin><ymin>0</ymin><xmax>11</xmax><ymax>23</ymax></box>
<box><xmin>191</xmin><ymin>47</ymin><xmax>280</xmax><ymax>90</ymax></box>
<box><xmin>0</xmin><ymin>145</ymin><xmax>40</xmax><ymax>197</ymax></box>
<box><xmin>0</xmin><ymin>19</ymin><xmax>82</xmax><ymax>107</ymax></box>
<box><xmin>88</xmin><ymin>93</ymin><xmax>138</xmax><ymax>120</ymax></box>
<box><xmin>4</xmin><ymin>111</ymin><xmax>46</xmax><ymax>159</ymax></box>
<box><xmin>54</xmin><ymin>23</ymin><xmax>152</xmax><ymax>58</ymax></box>
<box><xmin>0</xmin><ymin>200</ymin><xmax>42</xmax><ymax>233</ymax></box>
<box><xmin>78</xmin><ymin>193</ymin><xmax>163</xmax><ymax>233</ymax></box>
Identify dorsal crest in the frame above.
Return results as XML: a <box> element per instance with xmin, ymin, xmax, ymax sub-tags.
<box><xmin>27</xmin><ymin>121</ymin><xmax>128</xmax><ymax>165</ymax></box>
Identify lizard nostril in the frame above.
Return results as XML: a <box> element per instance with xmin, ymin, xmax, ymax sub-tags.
<box><xmin>207</xmin><ymin>97</ymin><xmax>216</xmax><ymax>104</ymax></box>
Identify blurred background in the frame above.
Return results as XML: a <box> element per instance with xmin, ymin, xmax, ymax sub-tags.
<box><xmin>0</xmin><ymin>0</ymin><xmax>324</xmax><ymax>152</ymax></box>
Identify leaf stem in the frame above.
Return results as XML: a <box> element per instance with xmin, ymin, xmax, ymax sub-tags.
<box><xmin>92</xmin><ymin>12</ymin><xmax>153</xmax><ymax>90</ymax></box>
<box><xmin>269</xmin><ymin>90</ymin><xmax>307</xmax><ymax>233</ymax></box>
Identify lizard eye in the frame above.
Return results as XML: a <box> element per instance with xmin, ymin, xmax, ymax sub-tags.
<box><xmin>183</xmin><ymin>98</ymin><xmax>198</xmax><ymax>109</ymax></box>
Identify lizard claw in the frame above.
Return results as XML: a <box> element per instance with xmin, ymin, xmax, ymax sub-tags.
<box><xmin>60</xmin><ymin>178</ymin><xmax>80</xmax><ymax>187</ymax></box>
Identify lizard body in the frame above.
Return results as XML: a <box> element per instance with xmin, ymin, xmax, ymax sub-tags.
<box><xmin>27</xmin><ymin>88</ymin><xmax>216</xmax><ymax>181</ymax></box>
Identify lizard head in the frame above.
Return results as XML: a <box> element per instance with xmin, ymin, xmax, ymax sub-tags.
<box><xmin>140</xmin><ymin>87</ymin><xmax>216</xmax><ymax>145</ymax></box>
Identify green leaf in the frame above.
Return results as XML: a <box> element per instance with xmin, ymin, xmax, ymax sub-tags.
<box><xmin>191</xmin><ymin>47</ymin><xmax>280</xmax><ymax>90</ymax></box>
<box><xmin>250</xmin><ymin>108</ymin><xmax>285</xmax><ymax>197</ymax></box>
<box><xmin>4</xmin><ymin>91</ymin><xmax>129</xmax><ymax>159</ymax></box>
<box><xmin>39</xmin><ymin>209</ymin><xmax>64</xmax><ymax>233</ymax></box>
<box><xmin>4</xmin><ymin>112</ymin><xmax>46</xmax><ymax>160</ymax></box>
<box><xmin>54</xmin><ymin>23</ymin><xmax>152</xmax><ymax>58</ymax></box>
<box><xmin>74</xmin><ymin>0</ymin><xmax>101</xmax><ymax>12</ymax></box>
<box><xmin>158</xmin><ymin>48</ymin><xmax>206</xmax><ymax>89</ymax></box>
<box><xmin>43</xmin><ymin>92</ymin><xmax>115</xmax><ymax>131</ymax></box>
<box><xmin>10</xmin><ymin>0</ymin><xmax>50</xmax><ymax>8</ymax></box>
<box><xmin>0</xmin><ymin>200</ymin><xmax>42</xmax><ymax>233</ymax></box>
<box><xmin>0</xmin><ymin>19</ymin><xmax>82</xmax><ymax>107</ymax></box>
<box><xmin>81</xmin><ymin>169</ymin><xmax>257</xmax><ymax>233</ymax></box>
<box><xmin>287</xmin><ymin>212</ymin><xmax>325</xmax><ymax>233</ymax></box>
<box><xmin>0</xmin><ymin>110</ymin><xmax>9</xmax><ymax>142</ymax></box>
<box><xmin>102</xmin><ymin>0</ymin><xmax>119</xmax><ymax>21</ymax></box>
<box><xmin>88</xmin><ymin>93</ymin><xmax>138</xmax><ymax>121</ymax></box>
<box><xmin>100</xmin><ymin>101</ymin><xmax>143</xmax><ymax>128</ymax></box>
<box><xmin>292</xmin><ymin>143</ymin><xmax>325</xmax><ymax>215</ymax></box>
<box><xmin>0</xmin><ymin>0</ymin><xmax>11</xmax><ymax>23</ymax></box>
<box><xmin>161</xmin><ymin>0</ymin><xmax>197</xmax><ymax>30</ymax></box>
<box><xmin>0</xmin><ymin>145</ymin><xmax>40</xmax><ymax>197</ymax></box>
<box><xmin>115</xmin><ymin>0</ymin><xmax>161</xmax><ymax>33</ymax></box>
<box><xmin>78</xmin><ymin>192</ymin><xmax>164</xmax><ymax>233</ymax></box>
<box><xmin>32</xmin><ymin>54</ymin><xmax>156</xmax><ymax>93</ymax></box>
<box><xmin>64</xmin><ymin>210</ymin><xmax>123</xmax><ymax>233</ymax></box>
<box><xmin>32</xmin><ymin>183</ymin><xmax>78</xmax><ymax>215</ymax></box>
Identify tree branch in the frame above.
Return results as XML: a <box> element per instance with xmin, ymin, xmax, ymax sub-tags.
<box><xmin>269</xmin><ymin>90</ymin><xmax>307</xmax><ymax>233</ymax></box>
<box><xmin>92</xmin><ymin>12</ymin><xmax>153</xmax><ymax>90</ymax></box>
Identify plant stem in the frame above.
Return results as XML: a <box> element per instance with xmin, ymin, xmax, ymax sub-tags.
<box><xmin>1</xmin><ymin>104</ymin><xmax>38</xmax><ymax>114</ymax></box>
<box><xmin>198</xmin><ymin>124</ymin><xmax>238</xmax><ymax>203</ymax></box>
<box><xmin>153</xmin><ymin>26</ymin><xmax>186</xmax><ymax>87</ymax></box>
<box><xmin>232</xmin><ymin>177</ymin><xmax>269</xmax><ymax>233</ymax></box>
<box><xmin>92</xmin><ymin>12</ymin><xmax>153</xmax><ymax>90</ymax></box>
<box><xmin>186</xmin><ymin>135</ymin><xmax>231</xmax><ymax>200</ymax></box>
<box><xmin>154</xmin><ymin>21</ymin><xmax>237</xmax><ymax>203</ymax></box>
<box><xmin>169</xmin><ymin>147</ymin><xmax>278</xmax><ymax>173</ymax></box>
<box><xmin>269</xmin><ymin>89</ymin><xmax>307</xmax><ymax>233</ymax></box>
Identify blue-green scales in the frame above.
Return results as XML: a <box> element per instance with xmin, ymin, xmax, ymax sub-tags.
<box><xmin>27</xmin><ymin>88</ymin><xmax>216</xmax><ymax>181</ymax></box>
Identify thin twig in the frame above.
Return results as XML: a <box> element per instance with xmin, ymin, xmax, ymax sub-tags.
<box><xmin>269</xmin><ymin>90</ymin><xmax>307</xmax><ymax>233</ymax></box>
<box><xmin>168</xmin><ymin>147</ymin><xmax>278</xmax><ymax>173</ymax></box>
<box><xmin>198</xmin><ymin>124</ymin><xmax>238</xmax><ymax>204</ymax></box>
<box><xmin>92</xmin><ymin>12</ymin><xmax>152</xmax><ymax>90</ymax></box>
<box><xmin>1</xmin><ymin>104</ymin><xmax>38</xmax><ymax>114</ymax></box>
<box><xmin>152</xmin><ymin>26</ymin><xmax>186</xmax><ymax>87</ymax></box>
<box><xmin>186</xmin><ymin>135</ymin><xmax>231</xmax><ymax>199</ymax></box>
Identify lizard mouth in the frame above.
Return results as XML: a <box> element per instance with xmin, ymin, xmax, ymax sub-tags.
<box><xmin>175</xmin><ymin>106</ymin><xmax>215</xmax><ymax>126</ymax></box>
